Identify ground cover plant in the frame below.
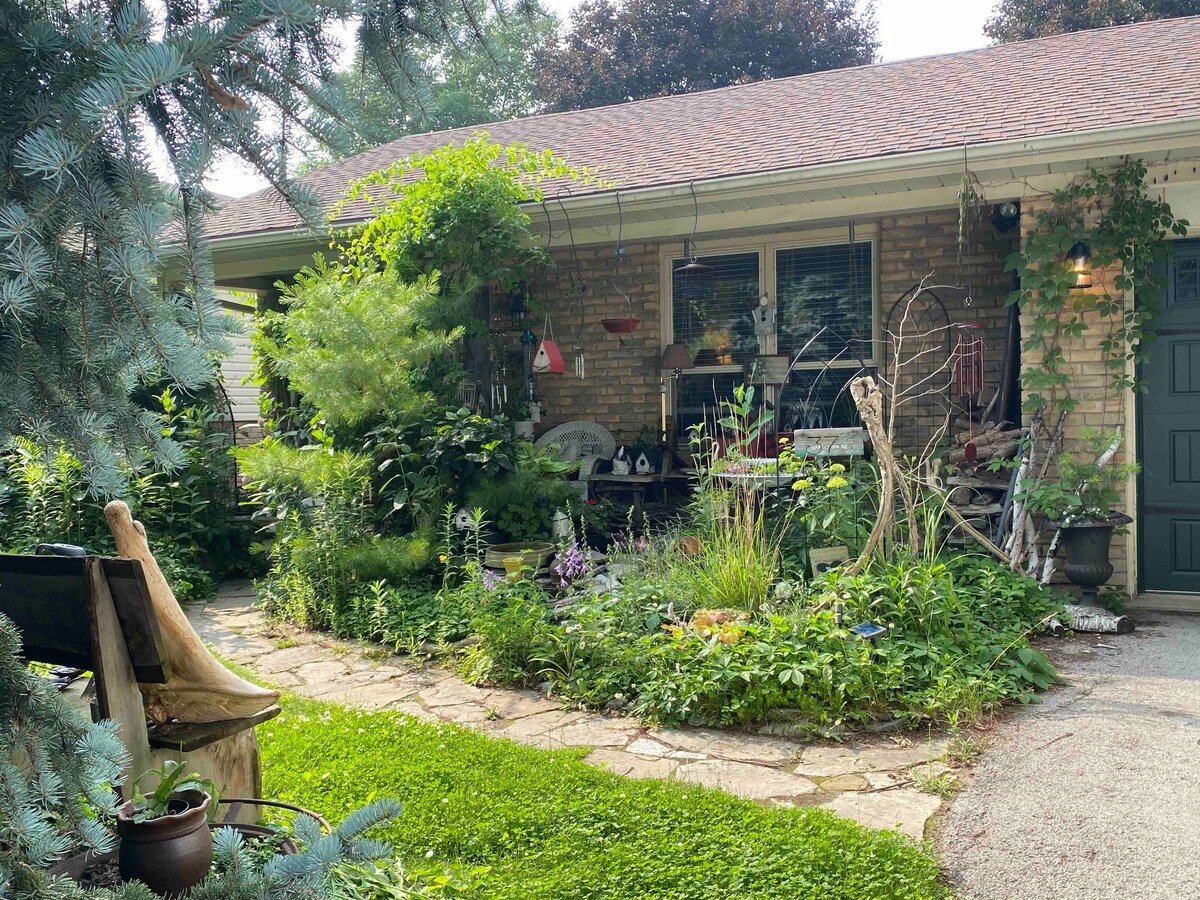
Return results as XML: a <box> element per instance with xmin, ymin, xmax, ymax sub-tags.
<box><xmin>259</xmin><ymin>694</ymin><xmax>950</xmax><ymax>900</ymax></box>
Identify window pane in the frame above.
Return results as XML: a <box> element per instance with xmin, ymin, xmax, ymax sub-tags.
<box><xmin>1175</xmin><ymin>256</ymin><xmax>1200</xmax><ymax>303</ymax></box>
<box><xmin>778</xmin><ymin>366</ymin><xmax>873</xmax><ymax>431</ymax></box>
<box><xmin>675</xmin><ymin>366</ymin><xmax>871</xmax><ymax>437</ymax></box>
<box><xmin>776</xmin><ymin>242</ymin><xmax>873</xmax><ymax>363</ymax></box>
<box><xmin>671</xmin><ymin>252</ymin><xmax>760</xmax><ymax>366</ymax></box>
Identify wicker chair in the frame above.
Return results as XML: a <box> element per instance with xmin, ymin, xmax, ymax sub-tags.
<box><xmin>535</xmin><ymin>421</ymin><xmax>617</xmax><ymax>502</ymax></box>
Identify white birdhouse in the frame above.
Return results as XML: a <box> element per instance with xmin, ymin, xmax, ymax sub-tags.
<box><xmin>634</xmin><ymin>451</ymin><xmax>652</xmax><ymax>475</ymax></box>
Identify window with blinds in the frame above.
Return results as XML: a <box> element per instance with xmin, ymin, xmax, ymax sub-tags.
<box><xmin>671</xmin><ymin>252</ymin><xmax>760</xmax><ymax>367</ymax></box>
<box><xmin>669</xmin><ymin>240</ymin><xmax>875</xmax><ymax>436</ymax></box>
<box><xmin>776</xmin><ymin>242</ymin><xmax>873</xmax><ymax>364</ymax></box>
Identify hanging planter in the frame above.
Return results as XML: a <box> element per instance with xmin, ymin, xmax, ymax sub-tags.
<box><xmin>601</xmin><ymin>315</ymin><xmax>640</xmax><ymax>334</ymax></box>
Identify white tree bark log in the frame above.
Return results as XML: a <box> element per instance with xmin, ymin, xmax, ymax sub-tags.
<box><xmin>104</xmin><ymin>501</ymin><xmax>280</xmax><ymax>724</ymax></box>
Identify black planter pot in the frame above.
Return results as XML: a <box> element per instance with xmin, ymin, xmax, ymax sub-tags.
<box><xmin>117</xmin><ymin>790</ymin><xmax>212</xmax><ymax>897</ymax></box>
<box><xmin>1053</xmin><ymin>513</ymin><xmax>1132</xmax><ymax>602</ymax></box>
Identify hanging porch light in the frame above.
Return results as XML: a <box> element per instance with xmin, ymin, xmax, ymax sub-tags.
<box><xmin>1067</xmin><ymin>241</ymin><xmax>1093</xmax><ymax>290</ymax></box>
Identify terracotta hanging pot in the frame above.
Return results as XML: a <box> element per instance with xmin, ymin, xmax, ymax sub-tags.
<box><xmin>601</xmin><ymin>315</ymin><xmax>641</xmax><ymax>335</ymax></box>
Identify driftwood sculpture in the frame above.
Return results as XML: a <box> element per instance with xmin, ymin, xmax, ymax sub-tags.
<box><xmin>104</xmin><ymin>501</ymin><xmax>279</xmax><ymax>725</ymax></box>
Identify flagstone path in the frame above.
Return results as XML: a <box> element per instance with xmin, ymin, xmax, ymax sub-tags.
<box><xmin>189</xmin><ymin>581</ymin><xmax>950</xmax><ymax>839</ymax></box>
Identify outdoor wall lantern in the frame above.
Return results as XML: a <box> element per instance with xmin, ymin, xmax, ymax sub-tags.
<box><xmin>991</xmin><ymin>201</ymin><xmax>1020</xmax><ymax>233</ymax></box>
<box><xmin>1067</xmin><ymin>241</ymin><xmax>1093</xmax><ymax>290</ymax></box>
<box><xmin>509</xmin><ymin>283</ymin><xmax>529</xmax><ymax>331</ymax></box>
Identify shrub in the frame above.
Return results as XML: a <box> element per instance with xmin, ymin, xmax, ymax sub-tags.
<box><xmin>0</xmin><ymin>389</ymin><xmax>249</xmax><ymax>603</ymax></box>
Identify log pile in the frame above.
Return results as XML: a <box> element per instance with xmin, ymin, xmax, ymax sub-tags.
<box><xmin>944</xmin><ymin>422</ymin><xmax>1021</xmax><ymax>548</ymax></box>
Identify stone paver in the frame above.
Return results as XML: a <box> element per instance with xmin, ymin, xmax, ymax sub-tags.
<box><xmin>191</xmin><ymin>581</ymin><xmax>954</xmax><ymax>837</ymax></box>
<box><xmin>585</xmin><ymin>749</ymin><xmax>679</xmax><ymax>780</ymax></box>
<box><xmin>820</xmin><ymin>789</ymin><xmax>943</xmax><ymax>840</ymax></box>
<box><xmin>675</xmin><ymin>758</ymin><xmax>818</xmax><ymax>801</ymax></box>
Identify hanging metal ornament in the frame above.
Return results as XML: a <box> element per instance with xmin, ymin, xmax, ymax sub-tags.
<box><xmin>673</xmin><ymin>182</ymin><xmax>713</xmax><ymax>304</ymax></box>
<box><xmin>520</xmin><ymin>328</ymin><xmax>538</xmax><ymax>403</ymax></box>
<box><xmin>556</xmin><ymin>189</ymin><xmax>595</xmax><ymax>374</ymax></box>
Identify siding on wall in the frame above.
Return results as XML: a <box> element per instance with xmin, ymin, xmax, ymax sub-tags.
<box><xmin>219</xmin><ymin>307</ymin><xmax>262</xmax><ymax>428</ymax></box>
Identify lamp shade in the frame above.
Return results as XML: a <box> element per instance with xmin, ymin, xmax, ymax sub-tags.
<box><xmin>660</xmin><ymin>343</ymin><xmax>694</xmax><ymax>372</ymax></box>
<box><xmin>1067</xmin><ymin>241</ymin><xmax>1093</xmax><ymax>290</ymax></box>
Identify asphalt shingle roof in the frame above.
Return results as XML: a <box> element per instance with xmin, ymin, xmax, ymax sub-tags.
<box><xmin>212</xmin><ymin>16</ymin><xmax>1200</xmax><ymax>240</ymax></box>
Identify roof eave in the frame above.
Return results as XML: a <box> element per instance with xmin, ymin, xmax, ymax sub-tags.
<box><xmin>208</xmin><ymin>115</ymin><xmax>1200</xmax><ymax>253</ymax></box>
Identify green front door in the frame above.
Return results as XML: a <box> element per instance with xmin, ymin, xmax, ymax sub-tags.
<box><xmin>1139</xmin><ymin>239</ymin><xmax>1200</xmax><ymax>594</ymax></box>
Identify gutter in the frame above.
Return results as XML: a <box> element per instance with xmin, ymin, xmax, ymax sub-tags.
<box><xmin>208</xmin><ymin>115</ymin><xmax>1200</xmax><ymax>253</ymax></box>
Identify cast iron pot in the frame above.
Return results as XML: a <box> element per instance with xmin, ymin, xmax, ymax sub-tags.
<box><xmin>1053</xmin><ymin>513</ymin><xmax>1132</xmax><ymax>602</ymax></box>
<box><xmin>117</xmin><ymin>789</ymin><xmax>212</xmax><ymax>897</ymax></box>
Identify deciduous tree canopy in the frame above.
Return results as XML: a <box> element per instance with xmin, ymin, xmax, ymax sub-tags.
<box><xmin>312</xmin><ymin>1</ymin><xmax>558</xmax><ymax>163</ymax></box>
<box><xmin>984</xmin><ymin>0</ymin><xmax>1200</xmax><ymax>42</ymax></box>
<box><xmin>534</xmin><ymin>0</ymin><xmax>878</xmax><ymax>113</ymax></box>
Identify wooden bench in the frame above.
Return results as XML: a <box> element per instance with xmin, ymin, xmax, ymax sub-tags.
<box><xmin>0</xmin><ymin>551</ymin><xmax>279</xmax><ymax>808</ymax></box>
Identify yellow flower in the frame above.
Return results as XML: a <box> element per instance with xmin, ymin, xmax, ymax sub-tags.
<box><xmin>439</xmin><ymin>554</ymin><xmax>448</xmax><ymax>563</ymax></box>
<box><xmin>828</xmin><ymin>463</ymin><xmax>846</xmax><ymax>474</ymax></box>
<box><xmin>826</xmin><ymin>476</ymin><xmax>850</xmax><ymax>489</ymax></box>
<box><xmin>792</xmin><ymin>478</ymin><xmax>814</xmax><ymax>491</ymax></box>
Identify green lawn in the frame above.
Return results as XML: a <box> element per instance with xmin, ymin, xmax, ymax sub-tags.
<box><xmin>258</xmin><ymin>694</ymin><xmax>949</xmax><ymax>899</ymax></box>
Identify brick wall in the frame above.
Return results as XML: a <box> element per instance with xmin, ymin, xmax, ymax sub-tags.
<box><xmin>526</xmin><ymin>215</ymin><xmax>1019</xmax><ymax>452</ymax></box>
<box><xmin>529</xmin><ymin>242</ymin><xmax>663</xmax><ymax>440</ymax></box>
<box><xmin>1017</xmin><ymin>196</ymin><xmax>1131</xmax><ymax>588</ymax></box>
<box><xmin>879</xmin><ymin>208</ymin><xmax>1017</xmax><ymax>453</ymax></box>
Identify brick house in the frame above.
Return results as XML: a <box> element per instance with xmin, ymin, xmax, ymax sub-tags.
<box><xmin>209</xmin><ymin>18</ymin><xmax>1200</xmax><ymax>607</ymax></box>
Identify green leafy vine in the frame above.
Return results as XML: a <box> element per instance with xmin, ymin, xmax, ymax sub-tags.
<box><xmin>1006</xmin><ymin>158</ymin><xmax>1188</xmax><ymax>419</ymax></box>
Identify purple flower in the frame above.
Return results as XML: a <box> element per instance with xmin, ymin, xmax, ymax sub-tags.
<box><xmin>481</xmin><ymin>569</ymin><xmax>500</xmax><ymax>590</ymax></box>
<box><xmin>553</xmin><ymin>542</ymin><xmax>592</xmax><ymax>586</ymax></box>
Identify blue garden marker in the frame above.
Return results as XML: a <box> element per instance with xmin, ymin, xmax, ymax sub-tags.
<box><xmin>848</xmin><ymin>622</ymin><xmax>886</xmax><ymax>642</ymax></box>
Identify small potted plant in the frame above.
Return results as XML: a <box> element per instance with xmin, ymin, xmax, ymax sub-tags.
<box><xmin>117</xmin><ymin>760</ymin><xmax>219</xmax><ymax>897</ymax></box>
<box><xmin>1029</xmin><ymin>430</ymin><xmax>1138</xmax><ymax>601</ymax></box>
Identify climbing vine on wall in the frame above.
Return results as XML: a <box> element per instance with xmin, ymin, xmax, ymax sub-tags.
<box><xmin>1006</xmin><ymin>158</ymin><xmax>1188</xmax><ymax>419</ymax></box>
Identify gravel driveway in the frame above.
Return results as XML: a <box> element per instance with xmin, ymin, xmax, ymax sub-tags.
<box><xmin>940</xmin><ymin>613</ymin><xmax>1200</xmax><ymax>899</ymax></box>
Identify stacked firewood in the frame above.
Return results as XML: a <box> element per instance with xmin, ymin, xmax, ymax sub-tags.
<box><xmin>943</xmin><ymin>422</ymin><xmax>1020</xmax><ymax>547</ymax></box>
<box><xmin>947</xmin><ymin>421</ymin><xmax>1020</xmax><ymax>466</ymax></box>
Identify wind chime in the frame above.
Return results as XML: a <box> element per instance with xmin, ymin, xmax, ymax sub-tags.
<box><xmin>953</xmin><ymin>322</ymin><xmax>986</xmax><ymax>407</ymax></box>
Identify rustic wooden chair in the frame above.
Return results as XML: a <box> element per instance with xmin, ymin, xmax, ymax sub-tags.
<box><xmin>0</xmin><ymin>551</ymin><xmax>279</xmax><ymax>806</ymax></box>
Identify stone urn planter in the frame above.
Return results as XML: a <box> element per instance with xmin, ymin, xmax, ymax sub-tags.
<box><xmin>117</xmin><ymin>789</ymin><xmax>212</xmax><ymax>897</ymax></box>
<box><xmin>1052</xmin><ymin>512</ymin><xmax>1132</xmax><ymax>602</ymax></box>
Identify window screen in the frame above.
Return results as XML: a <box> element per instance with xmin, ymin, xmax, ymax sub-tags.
<box><xmin>671</xmin><ymin>252</ymin><xmax>760</xmax><ymax>367</ymax></box>
<box><xmin>776</xmin><ymin>242</ymin><xmax>873</xmax><ymax>363</ymax></box>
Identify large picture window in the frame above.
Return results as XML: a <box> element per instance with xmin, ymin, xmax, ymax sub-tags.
<box><xmin>669</xmin><ymin>238</ymin><xmax>875</xmax><ymax>434</ymax></box>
